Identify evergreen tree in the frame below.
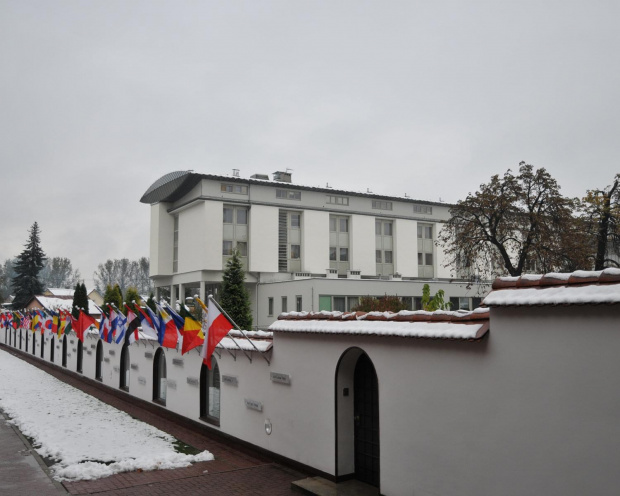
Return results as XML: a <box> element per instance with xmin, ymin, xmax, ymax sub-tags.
<box><xmin>146</xmin><ymin>293</ymin><xmax>157</xmax><ymax>312</ymax></box>
<box><xmin>219</xmin><ymin>249</ymin><xmax>252</xmax><ymax>330</ymax></box>
<box><xmin>72</xmin><ymin>282</ymin><xmax>89</xmax><ymax>318</ymax></box>
<box><xmin>124</xmin><ymin>286</ymin><xmax>141</xmax><ymax>314</ymax></box>
<box><xmin>12</xmin><ymin>222</ymin><xmax>47</xmax><ymax>309</ymax></box>
<box><xmin>352</xmin><ymin>295</ymin><xmax>408</xmax><ymax>312</ymax></box>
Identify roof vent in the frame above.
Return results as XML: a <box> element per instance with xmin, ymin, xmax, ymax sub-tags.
<box><xmin>232</xmin><ymin>169</ymin><xmax>240</xmax><ymax>177</ymax></box>
<box><xmin>251</xmin><ymin>173</ymin><xmax>270</xmax><ymax>180</ymax></box>
<box><xmin>273</xmin><ymin>171</ymin><xmax>292</xmax><ymax>183</ymax></box>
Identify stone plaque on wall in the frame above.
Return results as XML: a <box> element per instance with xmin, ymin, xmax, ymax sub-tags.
<box><xmin>138</xmin><ymin>377</ymin><xmax>146</xmax><ymax>385</ymax></box>
<box><xmin>109</xmin><ymin>350</ymin><xmax>115</xmax><ymax>356</ymax></box>
<box><xmin>244</xmin><ymin>398</ymin><xmax>263</xmax><ymax>412</ymax></box>
<box><xmin>167</xmin><ymin>379</ymin><xmax>177</xmax><ymax>390</ymax></box>
<box><xmin>187</xmin><ymin>377</ymin><xmax>199</xmax><ymax>387</ymax></box>
<box><xmin>104</xmin><ymin>357</ymin><xmax>110</xmax><ymax>363</ymax></box>
<box><xmin>145</xmin><ymin>352</ymin><xmax>153</xmax><ymax>359</ymax></box>
<box><xmin>222</xmin><ymin>375</ymin><xmax>238</xmax><ymax>387</ymax></box>
<box><xmin>270</xmin><ymin>372</ymin><xmax>291</xmax><ymax>385</ymax></box>
<box><xmin>172</xmin><ymin>358</ymin><xmax>183</xmax><ymax>366</ymax></box>
<box><xmin>90</xmin><ymin>344</ymin><xmax>96</xmax><ymax>350</ymax></box>
<box><xmin>113</xmin><ymin>366</ymin><xmax>120</xmax><ymax>373</ymax></box>
<box><xmin>86</xmin><ymin>350</ymin><xmax>92</xmax><ymax>356</ymax></box>
<box><xmin>130</xmin><ymin>363</ymin><xmax>138</xmax><ymax>370</ymax></box>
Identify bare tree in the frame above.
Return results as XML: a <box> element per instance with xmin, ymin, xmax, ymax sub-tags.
<box><xmin>439</xmin><ymin>163</ymin><xmax>591</xmax><ymax>277</ymax></box>
<box><xmin>94</xmin><ymin>257</ymin><xmax>153</xmax><ymax>296</ymax></box>
<box><xmin>581</xmin><ymin>174</ymin><xmax>620</xmax><ymax>269</ymax></box>
<box><xmin>39</xmin><ymin>257</ymin><xmax>81</xmax><ymax>289</ymax></box>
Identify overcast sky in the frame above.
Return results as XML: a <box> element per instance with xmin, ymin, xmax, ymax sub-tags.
<box><xmin>1</xmin><ymin>0</ymin><xmax>618</xmax><ymax>287</ymax></box>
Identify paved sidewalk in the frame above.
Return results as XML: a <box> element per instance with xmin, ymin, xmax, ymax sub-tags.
<box><xmin>0</xmin><ymin>410</ymin><xmax>66</xmax><ymax>495</ymax></box>
<box><xmin>1</xmin><ymin>347</ymin><xmax>306</xmax><ymax>496</ymax></box>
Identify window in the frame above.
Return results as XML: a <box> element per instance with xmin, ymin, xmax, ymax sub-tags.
<box><xmin>282</xmin><ymin>296</ymin><xmax>288</xmax><ymax>313</ymax></box>
<box><xmin>76</xmin><ymin>340</ymin><xmax>83</xmax><ymax>374</ymax></box>
<box><xmin>236</xmin><ymin>241</ymin><xmax>248</xmax><ymax>257</ymax></box>
<box><xmin>418</xmin><ymin>223</ymin><xmax>434</xmax><ymax>278</ymax></box>
<box><xmin>414</xmin><ymin>204</ymin><xmax>432</xmax><ymax>215</ymax></box>
<box><xmin>296</xmin><ymin>296</ymin><xmax>302</xmax><ymax>312</ymax></box>
<box><xmin>291</xmin><ymin>244</ymin><xmax>300</xmax><ymax>259</ymax></box>
<box><xmin>173</xmin><ymin>215</ymin><xmax>179</xmax><ymax>273</ymax></box>
<box><xmin>268</xmin><ymin>297</ymin><xmax>274</xmax><ymax>316</ymax></box>
<box><xmin>327</xmin><ymin>195</ymin><xmax>349</xmax><ymax>205</ymax></box>
<box><xmin>279</xmin><ymin>210</ymin><xmax>302</xmax><ymax>272</ymax></box>
<box><xmin>330</xmin><ymin>214</ymin><xmax>350</xmax><ymax>274</ymax></box>
<box><xmin>333</xmin><ymin>297</ymin><xmax>346</xmax><ymax>312</ymax></box>
<box><xmin>236</xmin><ymin>209</ymin><xmax>247</xmax><ymax>225</ymax></box>
<box><xmin>200</xmin><ymin>360</ymin><xmax>220</xmax><ymax>425</ymax></box>
<box><xmin>96</xmin><ymin>340</ymin><xmax>103</xmax><ymax>381</ymax></box>
<box><xmin>221</xmin><ymin>183</ymin><xmax>248</xmax><ymax>195</ymax></box>
<box><xmin>223</xmin><ymin>205</ymin><xmax>249</xmax><ymax>264</ymax></box>
<box><xmin>153</xmin><ymin>348</ymin><xmax>167</xmax><ymax>405</ymax></box>
<box><xmin>372</xmin><ymin>200</ymin><xmax>392</xmax><ymax>210</ymax></box>
<box><xmin>291</xmin><ymin>213</ymin><xmax>300</xmax><ymax>228</ymax></box>
<box><xmin>276</xmin><ymin>189</ymin><xmax>301</xmax><ymax>200</ymax></box>
<box><xmin>120</xmin><ymin>344</ymin><xmax>130</xmax><ymax>391</ymax></box>
<box><xmin>376</xmin><ymin>219</ymin><xmax>394</xmax><ymax>276</ymax></box>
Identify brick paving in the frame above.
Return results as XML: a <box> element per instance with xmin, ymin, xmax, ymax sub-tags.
<box><xmin>1</xmin><ymin>346</ymin><xmax>307</xmax><ymax>496</ymax></box>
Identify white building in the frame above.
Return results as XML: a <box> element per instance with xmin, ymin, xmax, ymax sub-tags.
<box><xmin>141</xmin><ymin>170</ymin><xmax>488</xmax><ymax>328</ymax></box>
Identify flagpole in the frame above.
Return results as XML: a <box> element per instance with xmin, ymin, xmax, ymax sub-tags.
<box><xmin>208</xmin><ymin>295</ymin><xmax>270</xmax><ymax>366</ymax></box>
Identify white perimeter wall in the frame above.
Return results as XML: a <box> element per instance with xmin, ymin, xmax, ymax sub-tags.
<box><xmin>5</xmin><ymin>304</ymin><xmax>620</xmax><ymax>496</ymax></box>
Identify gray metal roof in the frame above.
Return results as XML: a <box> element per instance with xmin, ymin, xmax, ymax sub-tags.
<box><xmin>140</xmin><ymin>170</ymin><xmax>453</xmax><ymax>207</ymax></box>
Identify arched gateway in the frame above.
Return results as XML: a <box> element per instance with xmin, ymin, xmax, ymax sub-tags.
<box><xmin>335</xmin><ymin>347</ymin><xmax>380</xmax><ymax>488</ymax></box>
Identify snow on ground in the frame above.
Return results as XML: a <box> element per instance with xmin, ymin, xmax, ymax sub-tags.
<box><xmin>0</xmin><ymin>349</ymin><xmax>213</xmax><ymax>481</ymax></box>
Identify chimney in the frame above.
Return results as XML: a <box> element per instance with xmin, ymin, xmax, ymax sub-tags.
<box><xmin>273</xmin><ymin>171</ymin><xmax>292</xmax><ymax>183</ymax></box>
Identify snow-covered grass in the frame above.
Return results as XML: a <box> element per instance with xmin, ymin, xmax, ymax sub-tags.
<box><xmin>0</xmin><ymin>349</ymin><xmax>213</xmax><ymax>481</ymax></box>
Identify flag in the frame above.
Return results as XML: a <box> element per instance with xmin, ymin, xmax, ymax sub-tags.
<box><xmin>125</xmin><ymin>306</ymin><xmax>140</xmax><ymax>344</ymax></box>
<box><xmin>99</xmin><ymin>311</ymin><xmax>111</xmax><ymax>341</ymax></box>
<box><xmin>201</xmin><ymin>298</ymin><xmax>233</xmax><ymax>369</ymax></box>
<box><xmin>107</xmin><ymin>306</ymin><xmax>118</xmax><ymax>344</ymax></box>
<box><xmin>155</xmin><ymin>303</ymin><xmax>178</xmax><ymax>349</ymax></box>
<box><xmin>58</xmin><ymin>311</ymin><xmax>69</xmax><ymax>338</ymax></box>
<box><xmin>137</xmin><ymin>306</ymin><xmax>159</xmax><ymax>341</ymax></box>
<box><xmin>51</xmin><ymin>311</ymin><xmax>59</xmax><ymax>336</ymax></box>
<box><xmin>75</xmin><ymin>310</ymin><xmax>98</xmax><ymax>343</ymax></box>
<box><xmin>179</xmin><ymin>304</ymin><xmax>203</xmax><ymax>355</ymax></box>
<box><xmin>115</xmin><ymin>311</ymin><xmax>128</xmax><ymax>344</ymax></box>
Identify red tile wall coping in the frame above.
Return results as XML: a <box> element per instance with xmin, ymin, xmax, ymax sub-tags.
<box><xmin>492</xmin><ymin>268</ymin><xmax>620</xmax><ymax>290</ymax></box>
<box><xmin>277</xmin><ymin>308</ymin><xmax>490</xmax><ymax>323</ymax></box>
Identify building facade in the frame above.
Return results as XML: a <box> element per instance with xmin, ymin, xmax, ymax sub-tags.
<box><xmin>141</xmin><ymin>170</ymin><xmax>488</xmax><ymax>328</ymax></box>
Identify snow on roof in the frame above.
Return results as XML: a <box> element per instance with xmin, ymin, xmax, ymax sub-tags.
<box><xmin>216</xmin><ymin>336</ymin><xmax>272</xmax><ymax>352</ymax></box>
<box><xmin>46</xmin><ymin>288</ymin><xmax>75</xmax><ymax>297</ymax></box>
<box><xmin>270</xmin><ymin>309</ymin><xmax>489</xmax><ymax>340</ymax></box>
<box><xmin>484</xmin><ymin>268</ymin><xmax>620</xmax><ymax>306</ymax></box>
<box><xmin>34</xmin><ymin>296</ymin><xmax>101</xmax><ymax>315</ymax></box>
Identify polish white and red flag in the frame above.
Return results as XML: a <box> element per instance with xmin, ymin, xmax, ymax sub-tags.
<box><xmin>201</xmin><ymin>298</ymin><xmax>233</xmax><ymax>369</ymax></box>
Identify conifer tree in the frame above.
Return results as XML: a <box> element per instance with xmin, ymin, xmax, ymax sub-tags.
<box><xmin>72</xmin><ymin>282</ymin><xmax>90</xmax><ymax>318</ymax></box>
<box><xmin>220</xmin><ymin>249</ymin><xmax>252</xmax><ymax>330</ymax></box>
<box><xmin>146</xmin><ymin>293</ymin><xmax>157</xmax><ymax>312</ymax></box>
<box><xmin>12</xmin><ymin>222</ymin><xmax>47</xmax><ymax>309</ymax></box>
<box><xmin>124</xmin><ymin>286</ymin><xmax>141</xmax><ymax>314</ymax></box>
